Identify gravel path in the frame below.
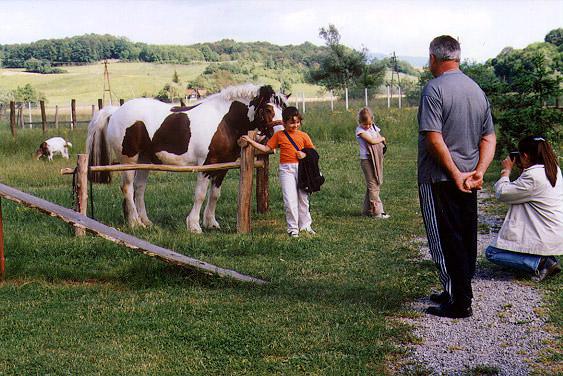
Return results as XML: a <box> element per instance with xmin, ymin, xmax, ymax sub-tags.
<box><xmin>398</xmin><ymin>191</ymin><xmax>557</xmax><ymax>375</ymax></box>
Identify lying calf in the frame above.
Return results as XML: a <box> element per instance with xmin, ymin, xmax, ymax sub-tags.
<box><xmin>34</xmin><ymin>137</ymin><xmax>73</xmax><ymax>160</ymax></box>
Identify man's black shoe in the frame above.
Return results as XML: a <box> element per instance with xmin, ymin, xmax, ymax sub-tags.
<box><xmin>425</xmin><ymin>303</ymin><xmax>472</xmax><ymax>319</ymax></box>
<box><xmin>532</xmin><ymin>258</ymin><xmax>561</xmax><ymax>282</ymax></box>
<box><xmin>429</xmin><ymin>291</ymin><xmax>450</xmax><ymax>304</ymax></box>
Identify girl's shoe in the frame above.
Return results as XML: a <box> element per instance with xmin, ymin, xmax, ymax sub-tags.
<box><xmin>288</xmin><ymin>231</ymin><xmax>299</xmax><ymax>238</ymax></box>
<box><xmin>300</xmin><ymin>227</ymin><xmax>316</xmax><ymax>235</ymax></box>
<box><xmin>374</xmin><ymin>213</ymin><xmax>390</xmax><ymax>219</ymax></box>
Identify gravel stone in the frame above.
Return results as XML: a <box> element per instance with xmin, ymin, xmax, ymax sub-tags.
<box><xmin>399</xmin><ymin>190</ymin><xmax>556</xmax><ymax>375</ymax></box>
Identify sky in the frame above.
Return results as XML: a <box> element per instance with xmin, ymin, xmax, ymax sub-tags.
<box><xmin>0</xmin><ymin>0</ymin><xmax>561</xmax><ymax>63</ymax></box>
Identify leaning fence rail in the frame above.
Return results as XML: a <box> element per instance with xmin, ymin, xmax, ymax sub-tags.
<box><xmin>0</xmin><ymin>182</ymin><xmax>266</xmax><ymax>284</ymax></box>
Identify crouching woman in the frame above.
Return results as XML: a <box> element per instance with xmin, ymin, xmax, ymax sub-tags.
<box><xmin>486</xmin><ymin>136</ymin><xmax>563</xmax><ymax>281</ymax></box>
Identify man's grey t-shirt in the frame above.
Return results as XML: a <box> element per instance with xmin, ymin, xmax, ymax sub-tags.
<box><xmin>417</xmin><ymin>69</ymin><xmax>494</xmax><ymax>184</ymax></box>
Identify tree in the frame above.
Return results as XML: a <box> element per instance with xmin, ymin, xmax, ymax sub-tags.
<box><xmin>460</xmin><ymin>61</ymin><xmax>502</xmax><ymax>99</ymax></box>
<box><xmin>545</xmin><ymin>28</ymin><xmax>563</xmax><ymax>47</ymax></box>
<box><xmin>357</xmin><ymin>59</ymin><xmax>386</xmax><ymax>91</ymax></box>
<box><xmin>493</xmin><ymin>52</ymin><xmax>562</xmax><ymax>153</ymax></box>
<box><xmin>13</xmin><ymin>83</ymin><xmax>45</xmax><ymax>103</ymax></box>
<box><xmin>308</xmin><ymin>24</ymin><xmax>382</xmax><ymax>95</ymax></box>
<box><xmin>155</xmin><ymin>82</ymin><xmax>183</xmax><ymax>103</ymax></box>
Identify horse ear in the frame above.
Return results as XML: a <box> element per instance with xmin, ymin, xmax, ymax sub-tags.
<box><xmin>286</xmin><ymin>93</ymin><xmax>291</xmax><ymax>99</ymax></box>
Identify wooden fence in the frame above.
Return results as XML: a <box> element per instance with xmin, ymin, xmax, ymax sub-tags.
<box><xmin>60</xmin><ymin>131</ymin><xmax>269</xmax><ymax>235</ymax></box>
<box><xmin>6</xmin><ymin>98</ymin><xmax>126</xmax><ymax>138</ymax></box>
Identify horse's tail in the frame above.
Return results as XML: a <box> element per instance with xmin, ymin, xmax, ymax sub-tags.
<box><xmin>86</xmin><ymin>106</ymin><xmax>118</xmax><ymax>183</ymax></box>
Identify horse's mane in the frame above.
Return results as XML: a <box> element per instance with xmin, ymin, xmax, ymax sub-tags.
<box><xmin>207</xmin><ymin>83</ymin><xmax>261</xmax><ymax>103</ymax></box>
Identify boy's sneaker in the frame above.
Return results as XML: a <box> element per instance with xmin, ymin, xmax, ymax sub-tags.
<box><xmin>288</xmin><ymin>231</ymin><xmax>299</xmax><ymax>238</ymax></box>
<box><xmin>374</xmin><ymin>213</ymin><xmax>390</xmax><ymax>219</ymax></box>
<box><xmin>300</xmin><ymin>227</ymin><xmax>316</xmax><ymax>235</ymax></box>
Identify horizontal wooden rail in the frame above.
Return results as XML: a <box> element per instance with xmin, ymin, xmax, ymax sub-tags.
<box><xmin>0</xmin><ymin>182</ymin><xmax>267</xmax><ymax>285</ymax></box>
<box><xmin>60</xmin><ymin>160</ymin><xmax>265</xmax><ymax>175</ymax></box>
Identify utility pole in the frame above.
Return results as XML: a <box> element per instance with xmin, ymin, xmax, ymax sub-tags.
<box><xmin>102</xmin><ymin>60</ymin><xmax>114</xmax><ymax>106</ymax></box>
<box><xmin>389</xmin><ymin>51</ymin><xmax>402</xmax><ymax>108</ymax></box>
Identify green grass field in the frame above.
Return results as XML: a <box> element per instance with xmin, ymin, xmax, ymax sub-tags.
<box><xmin>0</xmin><ymin>62</ymin><xmax>325</xmax><ymax>107</ymax></box>
<box><xmin>0</xmin><ymin>102</ymin><xmax>559</xmax><ymax>374</ymax></box>
<box><xmin>1</xmin><ymin>62</ymin><xmax>209</xmax><ymax>106</ymax></box>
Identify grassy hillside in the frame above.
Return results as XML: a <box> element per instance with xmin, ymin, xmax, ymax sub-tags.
<box><xmin>1</xmin><ymin>62</ymin><xmax>207</xmax><ymax>106</ymax></box>
<box><xmin>0</xmin><ymin>62</ymin><xmax>328</xmax><ymax>106</ymax></box>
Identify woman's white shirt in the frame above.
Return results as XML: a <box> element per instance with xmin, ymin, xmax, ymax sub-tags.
<box><xmin>493</xmin><ymin>165</ymin><xmax>563</xmax><ymax>255</ymax></box>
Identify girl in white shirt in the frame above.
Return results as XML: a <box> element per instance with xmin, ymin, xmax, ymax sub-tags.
<box><xmin>355</xmin><ymin>107</ymin><xmax>389</xmax><ymax>218</ymax></box>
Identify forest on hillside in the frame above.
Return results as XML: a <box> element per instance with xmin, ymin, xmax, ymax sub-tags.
<box><xmin>0</xmin><ymin>34</ymin><xmax>327</xmax><ymax>70</ymax></box>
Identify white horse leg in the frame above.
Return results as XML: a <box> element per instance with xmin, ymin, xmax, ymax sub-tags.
<box><xmin>203</xmin><ymin>183</ymin><xmax>221</xmax><ymax>229</ymax></box>
<box><xmin>134</xmin><ymin>170</ymin><xmax>153</xmax><ymax>227</ymax></box>
<box><xmin>121</xmin><ymin>170</ymin><xmax>143</xmax><ymax>227</ymax></box>
<box><xmin>187</xmin><ymin>173</ymin><xmax>210</xmax><ymax>233</ymax></box>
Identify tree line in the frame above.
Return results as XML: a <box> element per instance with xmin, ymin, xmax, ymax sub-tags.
<box><xmin>0</xmin><ymin>34</ymin><xmax>327</xmax><ymax>70</ymax></box>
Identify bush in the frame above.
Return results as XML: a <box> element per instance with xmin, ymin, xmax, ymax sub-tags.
<box><xmin>24</xmin><ymin>58</ymin><xmax>66</xmax><ymax>74</ymax></box>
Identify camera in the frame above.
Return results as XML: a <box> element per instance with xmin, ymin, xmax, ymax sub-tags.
<box><xmin>509</xmin><ymin>151</ymin><xmax>520</xmax><ymax>161</ymax></box>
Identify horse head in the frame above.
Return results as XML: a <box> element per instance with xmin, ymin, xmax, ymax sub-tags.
<box><xmin>249</xmin><ymin>85</ymin><xmax>288</xmax><ymax>139</ymax></box>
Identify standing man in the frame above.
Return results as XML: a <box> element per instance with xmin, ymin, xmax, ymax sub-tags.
<box><xmin>418</xmin><ymin>35</ymin><xmax>496</xmax><ymax>318</ymax></box>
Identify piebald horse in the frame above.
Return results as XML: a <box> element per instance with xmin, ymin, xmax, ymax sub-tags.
<box><xmin>87</xmin><ymin>84</ymin><xmax>288</xmax><ymax>233</ymax></box>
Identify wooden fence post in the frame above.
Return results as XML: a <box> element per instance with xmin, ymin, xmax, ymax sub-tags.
<box><xmin>237</xmin><ymin>131</ymin><xmax>256</xmax><ymax>233</ymax></box>
<box><xmin>28</xmin><ymin>102</ymin><xmax>32</xmax><ymax>127</ymax></box>
<box><xmin>54</xmin><ymin>105</ymin><xmax>59</xmax><ymax>129</ymax></box>
<box><xmin>398</xmin><ymin>86</ymin><xmax>402</xmax><ymax>109</ymax></box>
<box><xmin>91</xmin><ymin>104</ymin><xmax>95</xmax><ymax>118</ymax></box>
<box><xmin>40</xmin><ymin>100</ymin><xmax>47</xmax><ymax>133</ymax></box>
<box><xmin>98</xmin><ymin>99</ymin><xmax>103</xmax><ymax>110</ymax></box>
<box><xmin>9</xmin><ymin>101</ymin><xmax>16</xmax><ymax>139</ymax></box>
<box><xmin>74</xmin><ymin>154</ymin><xmax>88</xmax><ymax>236</ymax></box>
<box><xmin>0</xmin><ymin>197</ymin><xmax>5</xmax><ymax>280</ymax></box>
<box><xmin>18</xmin><ymin>105</ymin><xmax>24</xmax><ymax>128</ymax></box>
<box><xmin>71</xmin><ymin>99</ymin><xmax>76</xmax><ymax>130</ymax></box>
<box><xmin>256</xmin><ymin>153</ymin><xmax>269</xmax><ymax>213</ymax></box>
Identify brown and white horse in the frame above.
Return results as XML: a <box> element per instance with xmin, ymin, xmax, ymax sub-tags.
<box><xmin>87</xmin><ymin>84</ymin><xmax>287</xmax><ymax>233</ymax></box>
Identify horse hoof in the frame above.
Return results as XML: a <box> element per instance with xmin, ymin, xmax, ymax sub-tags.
<box><xmin>189</xmin><ymin>226</ymin><xmax>203</xmax><ymax>234</ymax></box>
<box><xmin>128</xmin><ymin>217</ymin><xmax>146</xmax><ymax>228</ymax></box>
<box><xmin>203</xmin><ymin>218</ymin><xmax>221</xmax><ymax>229</ymax></box>
<box><xmin>129</xmin><ymin>221</ymin><xmax>146</xmax><ymax>228</ymax></box>
<box><xmin>141</xmin><ymin>218</ymin><xmax>153</xmax><ymax>227</ymax></box>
